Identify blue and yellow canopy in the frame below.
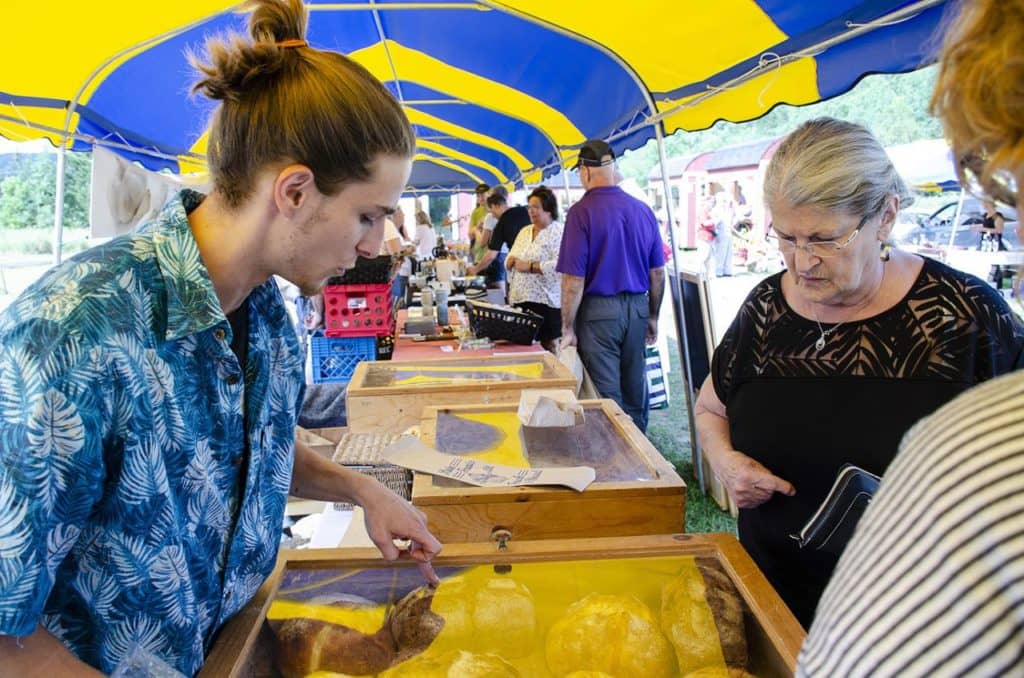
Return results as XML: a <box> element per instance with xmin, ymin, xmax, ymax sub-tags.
<box><xmin>0</xmin><ymin>1</ymin><xmax>948</xmax><ymax>192</ymax></box>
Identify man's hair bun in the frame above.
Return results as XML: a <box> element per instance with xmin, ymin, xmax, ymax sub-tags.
<box><xmin>190</xmin><ymin>0</ymin><xmax>307</xmax><ymax>102</ymax></box>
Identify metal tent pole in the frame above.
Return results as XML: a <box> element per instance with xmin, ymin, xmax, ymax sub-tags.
<box><xmin>560</xmin><ymin>163</ymin><xmax>572</xmax><ymax>208</ymax></box>
<box><xmin>948</xmin><ymin>186</ymin><xmax>966</xmax><ymax>251</ymax></box>
<box><xmin>52</xmin><ymin>143</ymin><xmax>67</xmax><ymax>266</ymax></box>
<box><xmin>655</xmin><ymin>125</ymin><xmax>703</xmax><ymax>489</ymax></box>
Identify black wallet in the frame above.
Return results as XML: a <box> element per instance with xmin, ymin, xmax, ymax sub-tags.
<box><xmin>791</xmin><ymin>463</ymin><xmax>881</xmax><ymax>556</ymax></box>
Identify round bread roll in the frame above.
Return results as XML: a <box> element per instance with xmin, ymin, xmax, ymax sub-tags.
<box><xmin>545</xmin><ymin>593</ymin><xmax>676</xmax><ymax>677</ymax></box>
<box><xmin>430</xmin><ymin>575</ymin><xmax>474</xmax><ymax>641</ymax></box>
<box><xmin>660</xmin><ymin>561</ymin><xmax>748</xmax><ymax>675</ymax></box>
<box><xmin>472</xmin><ymin>578</ymin><xmax>536</xmax><ymax>658</ymax></box>
<box><xmin>381</xmin><ymin>649</ymin><xmax>520</xmax><ymax>677</ymax></box>
<box><xmin>682</xmin><ymin>667</ymin><xmax>759</xmax><ymax>678</ymax></box>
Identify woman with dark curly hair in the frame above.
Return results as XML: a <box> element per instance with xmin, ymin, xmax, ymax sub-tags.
<box><xmin>506</xmin><ymin>185</ymin><xmax>564</xmax><ymax>350</ymax></box>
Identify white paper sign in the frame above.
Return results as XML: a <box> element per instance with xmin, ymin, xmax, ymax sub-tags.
<box><xmin>382</xmin><ymin>436</ymin><xmax>596</xmax><ymax>492</ymax></box>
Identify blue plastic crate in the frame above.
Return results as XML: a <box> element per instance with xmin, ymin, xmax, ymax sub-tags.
<box><xmin>310</xmin><ymin>334</ymin><xmax>376</xmax><ymax>384</ymax></box>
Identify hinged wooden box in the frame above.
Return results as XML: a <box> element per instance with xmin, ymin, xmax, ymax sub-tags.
<box><xmin>200</xmin><ymin>534</ymin><xmax>804</xmax><ymax>678</ymax></box>
<box><xmin>414</xmin><ymin>399</ymin><xmax>686</xmax><ymax>543</ymax></box>
<box><xmin>345</xmin><ymin>353</ymin><xmax>578</xmax><ymax>435</ymax></box>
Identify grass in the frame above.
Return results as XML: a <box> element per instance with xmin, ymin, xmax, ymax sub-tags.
<box><xmin>647</xmin><ymin>341</ymin><xmax>737</xmax><ymax>535</ymax></box>
<box><xmin>0</xmin><ymin>227</ymin><xmax>90</xmax><ymax>256</ymax></box>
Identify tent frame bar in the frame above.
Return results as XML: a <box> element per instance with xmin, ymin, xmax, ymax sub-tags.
<box><xmin>309</xmin><ymin>3</ymin><xmax>488</xmax><ymax>10</ymax></box>
<box><xmin>486</xmin><ymin>0</ymin><xmax>700</xmax><ymax>471</ymax></box>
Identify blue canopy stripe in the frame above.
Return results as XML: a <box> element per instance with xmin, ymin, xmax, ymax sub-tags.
<box><xmin>0</xmin><ymin>0</ymin><xmax>950</xmax><ymax>192</ymax></box>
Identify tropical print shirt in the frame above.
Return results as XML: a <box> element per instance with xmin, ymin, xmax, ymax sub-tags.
<box><xmin>0</xmin><ymin>190</ymin><xmax>304</xmax><ymax>676</ymax></box>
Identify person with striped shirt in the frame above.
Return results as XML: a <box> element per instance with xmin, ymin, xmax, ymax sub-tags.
<box><xmin>799</xmin><ymin>1</ymin><xmax>1024</xmax><ymax>674</ymax></box>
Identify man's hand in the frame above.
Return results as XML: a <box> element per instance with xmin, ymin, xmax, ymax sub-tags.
<box><xmin>357</xmin><ymin>479</ymin><xmax>442</xmax><ymax>585</ymax></box>
<box><xmin>560</xmin><ymin>328</ymin><xmax>578</xmax><ymax>349</ymax></box>
<box><xmin>646</xmin><ymin>317</ymin><xmax>658</xmax><ymax>345</ymax></box>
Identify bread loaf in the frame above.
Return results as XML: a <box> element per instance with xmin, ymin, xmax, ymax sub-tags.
<box><xmin>273</xmin><ymin>585</ymin><xmax>443</xmax><ymax>677</ymax></box>
<box><xmin>660</xmin><ymin>559</ymin><xmax>748</xmax><ymax>675</ymax></box>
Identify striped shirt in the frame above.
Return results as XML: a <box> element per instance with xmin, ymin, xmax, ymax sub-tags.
<box><xmin>797</xmin><ymin>370</ymin><xmax>1024</xmax><ymax>677</ymax></box>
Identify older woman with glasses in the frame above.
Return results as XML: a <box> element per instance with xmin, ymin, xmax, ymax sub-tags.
<box><xmin>694</xmin><ymin>117</ymin><xmax>1024</xmax><ymax>627</ymax></box>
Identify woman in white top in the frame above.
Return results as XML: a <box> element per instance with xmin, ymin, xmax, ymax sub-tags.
<box><xmin>382</xmin><ymin>206</ymin><xmax>414</xmax><ymax>306</ymax></box>
<box><xmin>413</xmin><ymin>209</ymin><xmax>437</xmax><ymax>259</ymax></box>
<box><xmin>506</xmin><ymin>185</ymin><xmax>564</xmax><ymax>350</ymax></box>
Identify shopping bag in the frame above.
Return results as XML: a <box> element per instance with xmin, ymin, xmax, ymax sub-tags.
<box><xmin>646</xmin><ymin>344</ymin><xmax>670</xmax><ymax>410</ymax></box>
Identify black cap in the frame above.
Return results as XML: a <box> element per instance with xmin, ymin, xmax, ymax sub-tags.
<box><xmin>474</xmin><ymin>183</ymin><xmax>490</xmax><ymax>194</ymax></box>
<box><xmin>575</xmin><ymin>139</ymin><xmax>615</xmax><ymax>168</ymax></box>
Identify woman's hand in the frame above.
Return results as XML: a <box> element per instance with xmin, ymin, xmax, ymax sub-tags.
<box><xmin>716</xmin><ymin>448</ymin><xmax>795</xmax><ymax>509</ymax></box>
<box><xmin>513</xmin><ymin>258</ymin><xmax>533</xmax><ymax>273</ymax></box>
<box><xmin>505</xmin><ymin>255</ymin><xmax>517</xmax><ymax>271</ymax></box>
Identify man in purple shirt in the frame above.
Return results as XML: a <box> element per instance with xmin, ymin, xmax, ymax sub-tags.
<box><xmin>557</xmin><ymin>139</ymin><xmax>666</xmax><ymax>431</ymax></box>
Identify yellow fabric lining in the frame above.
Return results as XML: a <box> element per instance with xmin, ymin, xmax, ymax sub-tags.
<box><xmin>350</xmin><ymin>41</ymin><xmax>585</xmax><ymax>147</ymax></box>
<box><xmin>661</xmin><ymin>57</ymin><xmax>819</xmax><ymax>133</ymax></box>
<box><xmin>389</xmin><ymin>363</ymin><xmax>545</xmax><ymax>388</ymax></box>
<box><xmin>447</xmin><ymin>411</ymin><xmax>528</xmax><ymax>468</ymax></box>
<box><xmin>267</xmin><ymin>555</ymin><xmax>727</xmax><ymax>677</ymax></box>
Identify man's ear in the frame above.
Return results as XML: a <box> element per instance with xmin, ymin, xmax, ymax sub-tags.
<box><xmin>273</xmin><ymin>165</ymin><xmax>317</xmax><ymax>219</ymax></box>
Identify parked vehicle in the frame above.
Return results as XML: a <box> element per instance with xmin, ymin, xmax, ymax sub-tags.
<box><xmin>893</xmin><ymin>197</ymin><xmax>1019</xmax><ymax>250</ymax></box>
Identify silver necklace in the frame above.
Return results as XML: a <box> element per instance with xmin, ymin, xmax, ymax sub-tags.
<box><xmin>809</xmin><ymin>259</ymin><xmax>886</xmax><ymax>351</ymax></box>
<box><xmin>813</xmin><ymin>316</ymin><xmax>844</xmax><ymax>351</ymax></box>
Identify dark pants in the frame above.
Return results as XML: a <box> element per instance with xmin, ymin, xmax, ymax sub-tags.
<box><xmin>576</xmin><ymin>293</ymin><xmax>650</xmax><ymax>431</ymax></box>
<box><xmin>516</xmin><ymin>300</ymin><xmax>562</xmax><ymax>345</ymax></box>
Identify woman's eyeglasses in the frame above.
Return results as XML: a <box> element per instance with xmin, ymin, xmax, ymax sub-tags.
<box><xmin>767</xmin><ymin>214</ymin><xmax>869</xmax><ymax>258</ymax></box>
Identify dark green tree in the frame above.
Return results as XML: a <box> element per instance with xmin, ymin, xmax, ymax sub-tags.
<box><xmin>428</xmin><ymin>195</ymin><xmax>451</xmax><ymax>231</ymax></box>
<box><xmin>0</xmin><ymin>151</ymin><xmax>92</xmax><ymax>229</ymax></box>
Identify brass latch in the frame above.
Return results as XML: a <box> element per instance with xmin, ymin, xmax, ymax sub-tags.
<box><xmin>491</xmin><ymin>527</ymin><xmax>513</xmax><ymax>551</ymax></box>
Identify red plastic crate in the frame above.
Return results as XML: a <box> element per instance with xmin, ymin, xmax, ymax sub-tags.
<box><xmin>323</xmin><ymin>283</ymin><xmax>395</xmax><ymax>337</ymax></box>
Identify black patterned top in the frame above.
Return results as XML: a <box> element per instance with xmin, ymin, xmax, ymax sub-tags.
<box><xmin>711</xmin><ymin>256</ymin><xmax>1024</xmax><ymax>626</ymax></box>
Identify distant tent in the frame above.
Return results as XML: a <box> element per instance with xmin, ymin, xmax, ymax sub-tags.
<box><xmin>886</xmin><ymin>139</ymin><xmax>958</xmax><ymax>193</ymax></box>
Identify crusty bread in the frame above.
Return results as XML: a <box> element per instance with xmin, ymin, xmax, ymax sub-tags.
<box><xmin>274</xmin><ymin>617</ymin><xmax>392</xmax><ymax>677</ymax></box>
<box><xmin>273</xmin><ymin>585</ymin><xmax>444</xmax><ymax>677</ymax></box>
<box><xmin>682</xmin><ymin>667</ymin><xmax>759</xmax><ymax>678</ymax></box>
<box><xmin>660</xmin><ymin>558</ymin><xmax>748</xmax><ymax>675</ymax></box>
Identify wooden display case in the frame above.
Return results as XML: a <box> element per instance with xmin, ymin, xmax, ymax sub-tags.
<box><xmin>414</xmin><ymin>399</ymin><xmax>685</xmax><ymax>543</ymax></box>
<box><xmin>345</xmin><ymin>353</ymin><xmax>577</xmax><ymax>434</ymax></box>
<box><xmin>200</xmin><ymin>534</ymin><xmax>804</xmax><ymax>678</ymax></box>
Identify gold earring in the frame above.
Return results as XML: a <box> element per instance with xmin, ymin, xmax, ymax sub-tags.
<box><xmin>880</xmin><ymin>243</ymin><xmax>892</xmax><ymax>262</ymax></box>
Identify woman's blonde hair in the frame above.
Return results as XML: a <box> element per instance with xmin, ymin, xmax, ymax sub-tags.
<box><xmin>930</xmin><ymin>0</ymin><xmax>1024</xmax><ymax>205</ymax></box>
<box><xmin>763</xmin><ymin>117</ymin><xmax>913</xmax><ymax>218</ymax></box>
<box><xmin>190</xmin><ymin>0</ymin><xmax>415</xmax><ymax>207</ymax></box>
<box><xmin>415</xmin><ymin>210</ymin><xmax>432</xmax><ymax>227</ymax></box>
